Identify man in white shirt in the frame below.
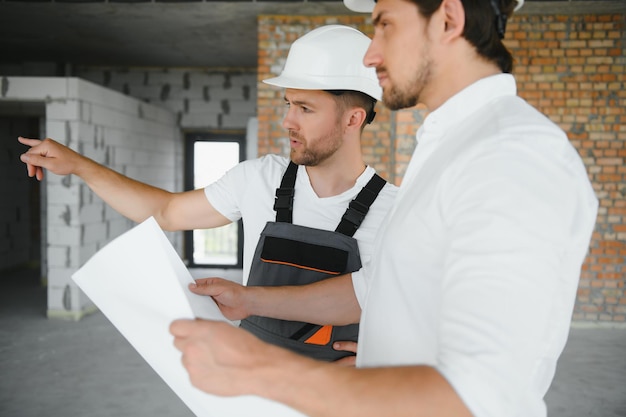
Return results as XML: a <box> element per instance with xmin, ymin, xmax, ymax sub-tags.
<box><xmin>171</xmin><ymin>0</ymin><xmax>599</xmax><ymax>416</ymax></box>
<box><xmin>19</xmin><ymin>25</ymin><xmax>397</xmax><ymax>362</ymax></box>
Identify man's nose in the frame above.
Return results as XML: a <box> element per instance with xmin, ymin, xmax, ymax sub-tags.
<box><xmin>282</xmin><ymin>108</ymin><xmax>297</xmax><ymax>130</ymax></box>
<box><xmin>363</xmin><ymin>37</ymin><xmax>382</xmax><ymax>69</ymax></box>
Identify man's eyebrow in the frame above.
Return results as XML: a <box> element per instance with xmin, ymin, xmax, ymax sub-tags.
<box><xmin>283</xmin><ymin>96</ymin><xmax>312</xmax><ymax>107</ymax></box>
<box><xmin>372</xmin><ymin>10</ymin><xmax>386</xmax><ymax>26</ymax></box>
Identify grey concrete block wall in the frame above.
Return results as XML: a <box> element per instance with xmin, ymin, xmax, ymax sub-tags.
<box><xmin>76</xmin><ymin>67</ymin><xmax>257</xmax><ymax>130</ymax></box>
<box><xmin>1</xmin><ymin>65</ymin><xmax>257</xmax><ymax>319</ymax></box>
<box><xmin>1</xmin><ymin>76</ymin><xmax>181</xmax><ymax>319</ymax></box>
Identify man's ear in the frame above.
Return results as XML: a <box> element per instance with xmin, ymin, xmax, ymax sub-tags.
<box><xmin>441</xmin><ymin>0</ymin><xmax>465</xmax><ymax>42</ymax></box>
<box><xmin>346</xmin><ymin>107</ymin><xmax>368</xmax><ymax>130</ymax></box>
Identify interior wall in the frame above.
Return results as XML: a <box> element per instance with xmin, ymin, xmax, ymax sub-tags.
<box><xmin>73</xmin><ymin>67</ymin><xmax>258</xmax><ymax>282</ymax></box>
<box><xmin>0</xmin><ymin>67</ymin><xmax>259</xmax><ymax>314</ymax></box>
<box><xmin>0</xmin><ymin>77</ymin><xmax>180</xmax><ymax>319</ymax></box>
<box><xmin>75</xmin><ymin>67</ymin><xmax>257</xmax><ymax>132</ymax></box>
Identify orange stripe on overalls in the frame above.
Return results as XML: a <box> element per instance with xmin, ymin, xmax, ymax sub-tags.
<box><xmin>260</xmin><ymin>258</ymin><xmax>342</xmax><ymax>275</ymax></box>
<box><xmin>304</xmin><ymin>325</ymin><xmax>333</xmax><ymax>345</ymax></box>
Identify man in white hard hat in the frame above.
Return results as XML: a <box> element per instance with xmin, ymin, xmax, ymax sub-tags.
<box><xmin>170</xmin><ymin>0</ymin><xmax>598</xmax><ymax>416</ymax></box>
<box><xmin>18</xmin><ymin>25</ymin><xmax>397</xmax><ymax>362</ymax></box>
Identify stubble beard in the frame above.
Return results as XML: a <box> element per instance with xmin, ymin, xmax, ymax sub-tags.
<box><xmin>289</xmin><ymin>122</ymin><xmax>343</xmax><ymax>167</ymax></box>
<box><xmin>382</xmin><ymin>53</ymin><xmax>432</xmax><ymax>111</ymax></box>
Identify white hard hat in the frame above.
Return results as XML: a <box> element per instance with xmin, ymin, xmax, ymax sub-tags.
<box><xmin>263</xmin><ymin>25</ymin><xmax>382</xmax><ymax>101</ymax></box>
<box><xmin>343</xmin><ymin>0</ymin><xmax>524</xmax><ymax>13</ymax></box>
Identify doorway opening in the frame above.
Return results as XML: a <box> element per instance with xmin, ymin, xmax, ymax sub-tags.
<box><xmin>0</xmin><ymin>102</ymin><xmax>45</xmax><ymax>298</ymax></box>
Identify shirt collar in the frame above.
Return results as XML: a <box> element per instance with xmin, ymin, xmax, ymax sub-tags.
<box><xmin>420</xmin><ymin>73</ymin><xmax>517</xmax><ymax>140</ymax></box>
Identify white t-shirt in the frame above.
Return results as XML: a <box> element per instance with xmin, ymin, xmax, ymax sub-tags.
<box><xmin>356</xmin><ymin>74</ymin><xmax>598</xmax><ymax>417</ymax></box>
<box><xmin>204</xmin><ymin>154</ymin><xmax>397</xmax><ymax>285</ymax></box>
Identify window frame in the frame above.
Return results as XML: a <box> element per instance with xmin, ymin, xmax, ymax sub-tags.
<box><xmin>184</xmin><ymin>130</ymin><xmax>246</xmax><ymax>269</ymax></box>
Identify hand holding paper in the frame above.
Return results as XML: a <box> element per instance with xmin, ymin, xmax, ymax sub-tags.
<box><xmin>72</xmin><ymin>217</ymin><xmax>306</xmax><ymax>417</ymax></box>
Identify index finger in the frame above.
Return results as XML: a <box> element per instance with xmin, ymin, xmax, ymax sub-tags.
<box><xmin>18</xmin><ymin>136</ymin><xmax>43</xmax><ymax>147</ymax></box>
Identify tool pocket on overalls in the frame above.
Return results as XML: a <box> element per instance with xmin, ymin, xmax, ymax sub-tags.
<box><xmin>241</xmin><ymin>223</ymin><xmax>361</xmax><ymax>361</ymax></box>
<box><xmin>259</xmin><ymin>236</ymin><xmax>348</xmax><ymax>285</ymax></box>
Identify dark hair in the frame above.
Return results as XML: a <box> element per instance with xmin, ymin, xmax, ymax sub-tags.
<box><xmin>326</xmin><ymin>90</ymin><xmax>378</xmax><ymax>129</ymax></box>
<box><xmin>409</xmin><ymin>0</ymin><xmax>517</xmax><ymax>73</ymax></box>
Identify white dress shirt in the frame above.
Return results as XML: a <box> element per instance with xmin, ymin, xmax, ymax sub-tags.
<box><xmin>356</xmin><ymin>74</ymin><xmax>598</xmax><ymax>417</ymax></box>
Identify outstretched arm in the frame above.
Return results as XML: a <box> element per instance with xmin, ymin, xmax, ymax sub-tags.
<box><xmin>18</xmin><ymin>137</ymin><xmax>230</xmax><ymax>231</ymax></box>
<box><xmin>170</xmin><ymin>319</ymin><xmax>472</xmax><ymax>417</ymax></box>
<box><xmin>190</xmin><ymin>274</ymin><xmax>361</xmax><ymax>326</ymax></box>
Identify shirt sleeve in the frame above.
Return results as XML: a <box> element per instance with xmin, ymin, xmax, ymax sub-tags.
<box><xmin>203</xmin><ymin>161</ymin><xmax>249</xmax><ymax>222</ymax></box>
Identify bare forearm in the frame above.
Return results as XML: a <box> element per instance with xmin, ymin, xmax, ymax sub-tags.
<box><xmin>247</xmin><ymin>274</ymin><xmax>361</xmax><ymax>325</ymax></box>
<box><xmin>79</xmin><ymin>161</ymin><xmax>229</xmax><ymax>231</ymax></box>
<box><xmin>20</xmin><ymin>137</ymin><xmax>172</xmax><ymax>226</ymax></box>
<box><xmin>19</xmin><ymin>137</ymin><xmax>229</xmax><ymax>232</ymax></box>
<box><xmin>256</xmin><ymin>356</ymin><xmax>472</xmax><ymax>417</ymax></box>
<box><xmin>75</xmin><ymin>157</ymin><xmax>175</xmax><ymax>226</ymax></box>
<box><xmin>171</xmin><ymin>320</ymin><xmax>472</xmax><ymax>417</ymax></box>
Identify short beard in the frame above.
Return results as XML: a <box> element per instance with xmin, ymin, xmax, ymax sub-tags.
<box><xmin>383</xmin><ymin>49</ymin><xmax>432</xmax><ymax>111</ymax></box>
<box><xmin>383</xmin><ymin>84</ymin><xmax>420</xmax><ymax>111</ymax></box>
<box><xmin>290</xmin><ymin>123</ymin><xmax>343</xmax><ymax>167</ymax></box>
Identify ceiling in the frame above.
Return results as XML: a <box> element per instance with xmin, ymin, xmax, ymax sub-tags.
<box><xmin>0</xmin><ymin>1</ymin><xmax>624</xmax><ymax>70</ymax></box>
<box><xmin>0</xmin><ymin>1</ymin><xmax>354</xmax><ymax>69</ymax></box>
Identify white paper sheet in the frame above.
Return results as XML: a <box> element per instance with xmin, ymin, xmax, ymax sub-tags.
<box><xmin>72</xmin><ymin>217</ymin><xmax>306</xmax><ymax>417</ymax></box>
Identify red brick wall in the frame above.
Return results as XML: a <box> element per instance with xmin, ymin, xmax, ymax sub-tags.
<box><xmin>507</xmin><ymin>14</ymin><xmax>625</xmax><ymax>322</ymax></box>
<box><xmin>257</xmin><ymin>13</ymin><xmax>625</xmax><ymax>324</ymax></box>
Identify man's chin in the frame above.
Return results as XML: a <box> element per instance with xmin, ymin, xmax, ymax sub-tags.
<box><xmin>383</xmin><ymin>95</ymin><xmax>418</xmax><ymax>111</ymax></box>
<box><xmin>382</xmin><ymin>86</ymin><xmax>420</xmax><ymax>111</ymax></box>
<box><xmin>290</xmin><ymin>153</ymin><xmax>304</xmax><ymax>166</ymax></box>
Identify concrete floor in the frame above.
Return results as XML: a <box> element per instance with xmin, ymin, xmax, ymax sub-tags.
<box><xmin>1</xmin><ymin>267</ymin><xmax>625</xmax><ymax>417</ymax></box>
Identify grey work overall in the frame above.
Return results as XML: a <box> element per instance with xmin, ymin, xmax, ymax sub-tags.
<box><xmin>240</xmin><ymin>162</ymin><xmax>386</xmax><ymax>361</ymax></box>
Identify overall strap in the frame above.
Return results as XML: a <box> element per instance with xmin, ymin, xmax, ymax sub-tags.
<box><xmin>274</xmin><ymin>161</ymin><xmax>298</xmax><ymax>223</ymax></box>
<box><xmin>336</xmin><ymin>173</ymin><xmax>387</xmax><ymax>237</ymax></box>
